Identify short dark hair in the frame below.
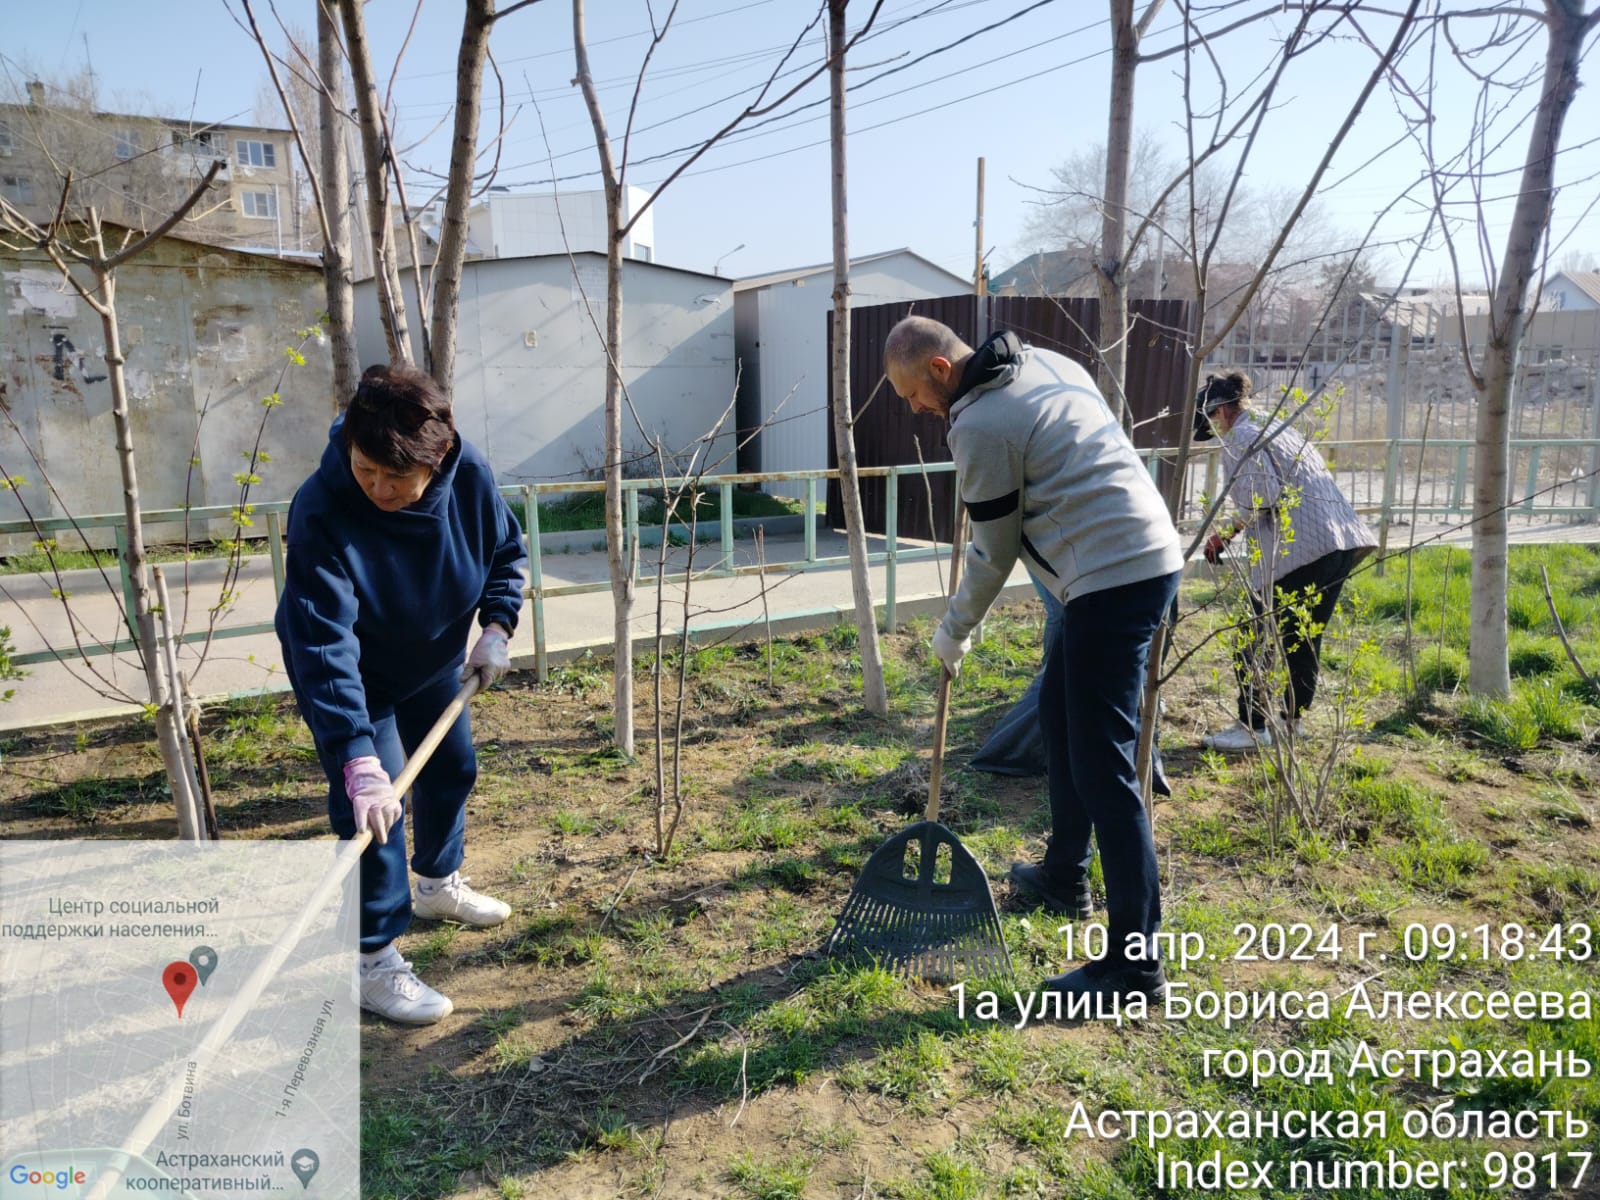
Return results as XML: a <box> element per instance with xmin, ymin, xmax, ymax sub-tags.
<box><xmin>1196</xmin><ymin>370</ymin><xmax>1252</xmax><ymax>413</ymax></box>
<box><xmin>342</xmin><ymin>364</ymin><xmax>455</xmax><ymax>470</ymax></box>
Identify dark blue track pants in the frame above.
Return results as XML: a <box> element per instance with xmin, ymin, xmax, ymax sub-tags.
<box><xmin>1039</xmin><ymin>569</ymin><xmax>1180</xmax><ymax>968</ymax></box>
<box><xmin>297</xmin><ymin>661</ymin><xmax>478</xmax><ymax>951</ymax></box>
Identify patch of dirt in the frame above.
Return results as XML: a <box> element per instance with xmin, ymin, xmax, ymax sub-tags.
<box><xmin>4</xmin><ymin>599</ymin><xmax>1598</xmax><ymax>1198</ymax></box>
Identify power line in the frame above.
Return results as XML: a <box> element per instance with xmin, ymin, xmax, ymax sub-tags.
<box><xmin>396</xmin><ymin>0</ymin><xmax>790</xmax><ymax>82</ymax></box>
<box><xmin>486</xmin><ymin>2</ymin><xmax>1096</xmax><ymax>188</ymax></box>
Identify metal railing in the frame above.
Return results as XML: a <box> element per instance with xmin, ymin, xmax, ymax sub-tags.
<box><xmin>1</xmin><ymin>464</ymin><xmax>962</xmax><ymax>678</ymax></box>
<box><xmin>6</xmin><ymin>441</ymin><xmax>1595</xmax><ymax>676</ymax></box>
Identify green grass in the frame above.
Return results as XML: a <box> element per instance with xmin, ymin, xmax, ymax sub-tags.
<box><xmin>11</xmin><ymin>542</ymin><xmax>1600</xmax><ymax>1200</ymax></box>
<box><xmin>363</xmin><ymin>1096</ymin><xmax>495</xmax><ymax>1200</ymax></box>
<box><xmin>727</xmin><ymin>1152</ymin><xmax>815</xmax><ymax>1200</ymax></box>
<box><xmin>1462</xmin><ymin>676</ymin><xmax>1590</xmax><ymax>748</ymax></box>
<box><xmin>526</xmin><ymin>488</ymin><xmax>800</xmax><ymax>535</ymax></box>
<box><xmin>701</xmin><ymin>794</ymin><xmax>809</xmax><ymax>851</ymax></box>
<box><xmin>27</xmin><ymin>775</ymin><xmax>159</xmax><ymax>822</ymax></box>
<box><xmin>0</xmin><ymin>537</ymin><xmax>250</xmax><ymax>576</ymax></box>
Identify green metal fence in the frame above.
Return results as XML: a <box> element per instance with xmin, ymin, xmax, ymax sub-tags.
<box><xmin>1</xmin><ymin>463</ymin><xmax>961</xmax><ymax>678</ymax></box>
<box><xmin>5</xmin><ymin>441</ymin><xmax>1595</xmax><ymax>677</ymax></box>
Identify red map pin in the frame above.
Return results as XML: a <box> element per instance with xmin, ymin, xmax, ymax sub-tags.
<box><xmin>163</xmin><ymin>961</ymin><xmax>197</xmax><ymax>1018</ymax></box>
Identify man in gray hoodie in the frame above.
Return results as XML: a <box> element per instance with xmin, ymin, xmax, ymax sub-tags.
<box><xmin>885</xmin><ymin>316</ymin><xmax>1183</xmax><ymax>1003</ymax></box>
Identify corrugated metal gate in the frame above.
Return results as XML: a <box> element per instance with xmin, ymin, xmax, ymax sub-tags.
<box><xmin>827</xmin><ymin>295</ymin><xmax>1194</xmax><ymax>540</ymax></box>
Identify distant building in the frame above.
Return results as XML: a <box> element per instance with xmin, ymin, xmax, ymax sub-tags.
<box><xmin>990</xmin><ymin>248</ymin><xmax>1170</xmax><ymax>299</ymax></box>
<box><xmin>731</xmin><ymin>249</ymin><xmax>971</xmax><ymax>491</ymax></box>
<box><xmin>1540</xmin><ymin>271</ymin><xmax>1600</xmax><ymax>313</ymax></box>
<box><xmin>989</xmin><ymin>249</ymin><xmax>1097</xmax><ymax>297</ymax></box>
<box><xmin>352</xmin><ymin>253</ymin><xmax>734</xmax><ymax>486</ymax></box>
<box><xmin>390</xmin><ymin>188</ymin><xmax>657</xmax><ymax>271</ymax></box>
<box><xmin>0</xmin><ymin>227</ymin><xmax>333</xmax><ymax>554</ymax></box>
<box><xmin>0</xmin><ymin>79</ymin><xmax>314</xmax><ymax>253</ymax></box>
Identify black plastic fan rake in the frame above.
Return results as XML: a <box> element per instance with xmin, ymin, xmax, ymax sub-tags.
<box><xmin>824</xmin><ymin>519</ymin><xmax>1014</xmax><ymax>983</ymax></box>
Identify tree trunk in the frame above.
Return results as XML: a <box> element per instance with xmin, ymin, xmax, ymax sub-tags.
<box><xmin>1469</xmin><ymin>1</ymin><xmax>1590</xmax><ymax>698</ymax></box>
<box><xmin>428</xmin><ymin>0</ymin><xmax>494</xmax><ymax>394</ymax></box>
<box><xmin>318</xmin><ymin>3</ymin><xmax>360</xmax><ymax>405</ymax></box>
<box><xmin>92</xmin><ymin>250</ymin><xmax>203</xmax><ymax>838</ymax></box>
<box><xmin>1097</xmin><ymin>0</ymin><xmax>1138</xmax><ymax>428</ymax></box>
<box><xmin>574</xmin><ymin>0</ymin><xmax>637</xmax><ymax>755</ymax></box>
<box><xmin>338</xmin><ymin>0</ymin><xmax>413</xmax><ymax>366</ymax></box>
<box><xmin>828</xmin><ymin>0</ymin><xmax>888</xmax><ymax>716</ymax></box>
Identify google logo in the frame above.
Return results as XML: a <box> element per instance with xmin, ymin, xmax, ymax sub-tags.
<box><xmin>7</xmin><ymin>1165</ymin><xmax>87</xmax><ymax>1189</ymax></box>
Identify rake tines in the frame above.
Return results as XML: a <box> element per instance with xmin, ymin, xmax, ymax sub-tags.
<box><xmin>824</xmin><ymin>819</ymin><xmax>1014</xmax><ymax>983</ymax></box>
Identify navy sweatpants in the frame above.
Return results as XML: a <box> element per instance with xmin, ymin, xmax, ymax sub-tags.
<box><xmin>1039</xmin><ymin>570</ymin><xmax>1180</xmax><ymax>969</ymax></box>
<box><xmin>297</xmin><ymin>661</ymin><xmax>478</xmax><ymax>951</ymax></box>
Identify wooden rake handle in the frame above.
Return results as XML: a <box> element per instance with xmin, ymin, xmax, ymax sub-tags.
<box><xmin>354</xmin><ymin>674</ymin><xmax>482</xmax><ymax>852</ymax></box>
<box><xmin>925</xmin><ymin>508</ymin><xmax>967</xmax><ymax>824</ymax></box>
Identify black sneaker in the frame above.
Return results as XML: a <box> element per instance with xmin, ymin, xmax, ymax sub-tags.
<box><xmin>1007</xmin><ymin>862</ymin><xmax>1092</xmax><ymax>921</ymax></box>
<box><xmin>1041</xmin><ymin>960</ymin><xmax>1168</xmax><ymax>1004</ymax></box>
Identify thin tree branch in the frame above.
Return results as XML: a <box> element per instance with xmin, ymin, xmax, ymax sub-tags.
<box><xmin>105</xmin><ymin>160</ymin><xmax>226</xmax><ymax>270</ymax></box>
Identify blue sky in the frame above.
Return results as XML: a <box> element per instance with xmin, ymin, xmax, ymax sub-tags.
<box><xmin>7</xmin><ymin>1</ymin><xmax>1597</xmax><ymax>289</ymax></box>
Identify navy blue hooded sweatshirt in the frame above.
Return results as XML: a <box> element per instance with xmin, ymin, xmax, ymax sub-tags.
<box><xmin>274</xmin><ymin>418</ymin><xmax>526</xmax><ymax>765</ymax></box>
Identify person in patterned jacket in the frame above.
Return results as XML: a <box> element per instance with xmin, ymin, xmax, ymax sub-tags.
<box><xmin>1194</xmin><ymin>371</ymin><xmax>1378</xmax><ymax>752</ymax></box>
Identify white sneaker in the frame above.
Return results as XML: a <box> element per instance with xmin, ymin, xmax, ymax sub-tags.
<box><xmin>1202</xmin><ymin>721</ymin><xmax>1273</xmax><ymax>753</ymax></box>
<box><xmin>413</xmin><ymin>871</ymin><xmax>511</xmax><ymax>927</ymax></box>
<box><xmin>360</xmin><ymin>951</ymin><xmax>453</xmax><ymax>1025</ymax></box>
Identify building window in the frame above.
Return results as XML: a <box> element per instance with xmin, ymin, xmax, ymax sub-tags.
<box><xmin>113</xmin><ymin>129</ymin><xmax>140</xmax><ymax>160</ymax></box>
<box><xmin>234</xmin><ymin>139</ymin><xmax>276</xmax><ymax>169</ymax></box>
<box><xmin>634</xmin><ymin>243</ymin><xmax>652</xmax><ymax>263</ymax></box>
<box><xmin>0</xmin><ymin>121</ymin><xmax>14</xmax><ymax>155</ymax></box>
<box><xmin>1</xmin><ymin>175</ymin><xmax>35</xmax><ymax>205</ymax></box>
<box><xmin>239</xmin><ymin>190</ymin><xmax>277</xmax><ymax>219</ymax></box>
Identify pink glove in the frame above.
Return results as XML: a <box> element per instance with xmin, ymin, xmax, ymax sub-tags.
<box><xmin>461</xmin><ymin>624</ymin><xmax>511</xmax><ymax>687</ymax></box>
<box><xmin>343</xmin><ymin>756</ymin><xmax>401</xmax><ymax>845</ymax></box>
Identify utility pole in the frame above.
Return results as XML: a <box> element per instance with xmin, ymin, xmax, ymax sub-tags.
<box><xmin>973</xmin><ymin>156</ymin><xmax>986</xmax><ymax>297</ymax></box>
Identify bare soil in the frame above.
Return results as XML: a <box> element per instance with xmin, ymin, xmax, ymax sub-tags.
<box><xmin>3</xmin><ymin>601</ymin><xmax>1597</xmax><ymax>1199</ymax></box>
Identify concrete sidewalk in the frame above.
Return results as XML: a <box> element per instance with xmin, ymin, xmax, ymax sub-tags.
<box><xmin>4</xmin><ymin>513</ymin><xmax>1594</xmax><ymax>732</ymax></box>
<box><xmin>0</xmin><ymin>528</ymin><xmax>1036</xmax><ymax>731</ymax></box>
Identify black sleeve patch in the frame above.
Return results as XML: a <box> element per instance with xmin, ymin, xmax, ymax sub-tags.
<box><xmin>964</xmin><ymin>489</ymin><xmax>1019</xmax><ymax>523</ymax></box>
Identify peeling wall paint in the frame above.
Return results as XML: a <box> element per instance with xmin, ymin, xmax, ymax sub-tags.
<box><xmin>1</xmin><ymin>235</ymin><xmax>335</xmax><ymax>555</ymax></box>
<box><xmin>6</xmin><ymin>268</ymin><xmax>80</xmax><ymax>319</ymax></box>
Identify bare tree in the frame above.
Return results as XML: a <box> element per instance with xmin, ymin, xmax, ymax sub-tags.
<box><xmin>829</xmin><ymin>0</ymin><xmax>888</xmax><ymax>716</ymax></box>
<box><xmin>428</xmin><ymin>0</ymin><xmax>496</xmax><ymax>392</ymax></box>
<box><xmin>334</xmin><ymin>0</ymin><xmax>415</xmax><ymax>366</ymax></box>
<box><xmin>1097</xmin><ymin>0</ymin><xmax>1168</xmax><ymax>424</ymax></box>
<box><xmin>0</xmin><ymin>168</ymin><xmax>227</xmax><ymax>837</ymax></box>
<box><xmin>1121</xmin><ymin>1</ymin><xmax>1425</xmax><ymax>797</ymax></box>
<box><xmin>1413</xmin><ymin>0</ymin><xmax>1600</xmax><ymax>696</ymax></box>
<box><xmin>318</xmin><ymin>3</ymin><xmax>360</xmax><ymax>403</ymax></box>
<box><xmin>572</xmin><ymin>0</ymin><xmax>885</xmax><ymax>755</ymax></box>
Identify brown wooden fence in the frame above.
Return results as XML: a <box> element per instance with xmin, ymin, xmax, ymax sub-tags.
<box><xmin>827</xmin><ymin>295</ymin><xmax>1193</xmax><ymax>540</ymax></box>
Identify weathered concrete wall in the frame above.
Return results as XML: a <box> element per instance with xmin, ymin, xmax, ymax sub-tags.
<box><xmin>1</xmin><ymin>235</ymin><xmax>335</xmax><ymax>554</ymax></box>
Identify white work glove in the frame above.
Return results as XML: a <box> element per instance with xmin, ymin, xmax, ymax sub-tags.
<box><xmin>343</xmin><ymin>756</ymin><xmax>402</xmax><ymax>845</ymax></box>
<box><xmin>461</xmin><ymin>624</ymin><xmax>511</xmax><ymax>687</ymax></box>
<box><xmin>931</xmin><ymin>625</ymin><xmax>971</xmax><ymax>679</ymax></box>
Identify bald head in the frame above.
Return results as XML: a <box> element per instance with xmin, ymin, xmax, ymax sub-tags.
<box><xmin>884</xmin><ymin>316</ymin><xmax>972</xmax><ymax>418</ymax></box>
<box><xmin>884</xmin><ymin>316</ymin><xmax>971</xmax><ymax>373</ymax></box>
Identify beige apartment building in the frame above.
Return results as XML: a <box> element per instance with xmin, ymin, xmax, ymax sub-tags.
<box><xmin>0</xmin><ymin>79</ymin><xmax>314</xmax><ymax>253</ymax></box>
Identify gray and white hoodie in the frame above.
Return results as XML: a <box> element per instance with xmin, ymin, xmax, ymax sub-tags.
<box><xmin>939</xmin><ymin>335</ymin><xmax>1183</xmax><ymax>644</ymax></box>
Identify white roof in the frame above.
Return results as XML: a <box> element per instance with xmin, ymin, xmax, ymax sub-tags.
<box><xmin>732</xmin><ymin>248</ymin><xmax>967</xmax><ymax>293</ymax></box>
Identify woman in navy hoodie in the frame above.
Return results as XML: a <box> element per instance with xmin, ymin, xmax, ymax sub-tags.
<box><xmin>276</xmin><ymin>364</ymin><xmax>526</xmax><ymax>1025</ymax></box>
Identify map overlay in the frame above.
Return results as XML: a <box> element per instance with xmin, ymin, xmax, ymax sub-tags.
<box><xmin>1</xmin><ymin>841</ymin><xmax>359</xmax><ymax>1198</ymax></box>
